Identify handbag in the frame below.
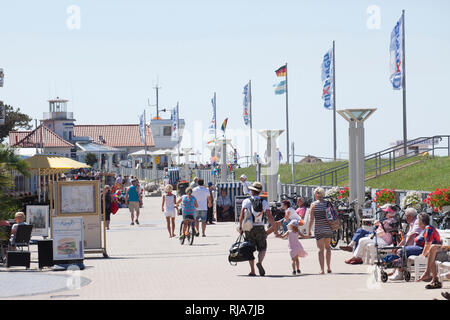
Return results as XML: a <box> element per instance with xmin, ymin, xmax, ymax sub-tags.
<box><xmin>111</xmin><ymin>201</ymin><xmax>119</xmax><ymax>215</ymax></box>
<box><xmin>228</xmin><ymin>233</ymin><xmax>256</xmax><ymax>266</ymax></box>
<box><xmin>325</xmin><ymin>201</ymin><xmax>340</xmax><ymax>231</ymax></box>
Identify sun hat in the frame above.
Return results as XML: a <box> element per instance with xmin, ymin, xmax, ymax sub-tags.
<box><xmin>240</xmin><ymin>174</ymin><xmax>247</xmax><ymax>180</ymax></box>
<box><xmin>288</xmin><ymin>220</ymin><xmax>299</xmax><ymax>227</ymax></box>
<box><xmin>248</xmin><ymin>182</ymin><xmax>263</xmax><ymax>193</ymax></box>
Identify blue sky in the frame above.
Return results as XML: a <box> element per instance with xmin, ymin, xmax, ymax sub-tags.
<box><xmin>1</xmin><ymin>0</ymin><xmax>449</xmax><ymax>162</ymax></box>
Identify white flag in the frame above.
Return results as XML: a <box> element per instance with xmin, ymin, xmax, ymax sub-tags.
<box><xmin>321</xmin><ymin>48</ymin><xmax>334</xmax><ymax>110</ymax></box>
<box><xmin>390</xmin><ymin>13</ymin><xmax>404</xmax><ymax>90</ymax></box>
<box><xmin>171</xmin><ymin>106</ymin><xmax>179</xmax><ymax>141</ymax></box>
<box><xmin>139</xmin><ymin>113</ymin><xmax>145</xmax><ymax>144</ymax></box>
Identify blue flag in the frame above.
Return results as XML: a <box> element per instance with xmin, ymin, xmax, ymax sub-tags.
<box><xmin>274</xmin><ymin>80</ymin><xmax>286</xmax><ymax>95</ymax></box>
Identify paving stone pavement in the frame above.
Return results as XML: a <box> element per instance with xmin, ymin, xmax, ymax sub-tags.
<box><xmin>1</xmin><ymin>196</ymin><xmax>447</xmax><ymax>300</ymax></box>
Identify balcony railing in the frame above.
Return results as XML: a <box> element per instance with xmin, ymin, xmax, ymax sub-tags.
<box><xmin>42</xmin><ymin>112</ymin><xmax>74</xmax><ymax>120</ymax></box>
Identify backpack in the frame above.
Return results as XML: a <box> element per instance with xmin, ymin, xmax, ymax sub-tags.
<box><xmin>242</xmin><ymin>197</ymin><xmax>263</xmax><ymax>232</ymax></box>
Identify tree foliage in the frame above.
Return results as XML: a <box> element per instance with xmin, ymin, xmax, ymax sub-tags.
<box><xmin>0</xmin><ymin>104</ymin><xmax>33</xmax><ymax>143</ymax></box>
<box><xmin>85</xmin><ymin>153</ymin><xmax>98</xmax><ymax>167</ymax></box>
<box><xmin>0</xmin><ymin>145</ymin><xmax>30</xmax><ymax>222</ymax></box>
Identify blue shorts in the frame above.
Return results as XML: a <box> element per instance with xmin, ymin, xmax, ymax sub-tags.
<box><xmin>196</xmin><ymin>210</ymin><xmax>207</xmax><ymax>222</ymax></box>
<box><xmin>402</xmin><ymin>245</ymin><xmax>423</xmax><ymax>258</ymax></box>
<box><xmin>282</xmin><ymin>219</ymin><xmax>291</xmax><ymax>232</ymax></box>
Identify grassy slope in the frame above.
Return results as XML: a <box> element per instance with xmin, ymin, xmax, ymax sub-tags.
<box><xmin>235</xmin><ymin>156</ymin><xmax>450</xmax><ymax>192</ymax></box>
<box><xmin>365</xmin><ymin>156</ymin><xmax>450</xmax><ymax>191</ymax></box>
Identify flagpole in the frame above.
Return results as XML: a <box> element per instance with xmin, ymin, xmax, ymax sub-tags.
<box><xmin>177</xmin><ymin>102</ymin><xmax>180</xmax><ymax>165</ymax></box>
<box><xmin>333</xmin><ymin>41</ymin><xmax>337</xmax><ymax>161</ymax></box>
<box><xmin>401</xmin><ymin>9</ymin><xmax>407</xmax><ymax>156</ymax></box>
<box><xmin>285</xmin><ymin>63</ymin><xmax>290</xmax><ymax>165</ymax></box>
<box><xmin>249</xmin><ymin>80</ymin><xmax>253</xmax><ymax>166</ymax></box>
<box><xmin>214</xmin><ymin>92</ymin><xmax>217</xmax><ymax>158</ymax></box>
<box><xmin>144</xmin><ymin>109</ymin><xmax>147</xmax><ymax>167</ymax></box>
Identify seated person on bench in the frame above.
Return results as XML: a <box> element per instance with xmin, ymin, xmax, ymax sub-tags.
<box><xmin>9</xmin><ymin>212</ymin><xmax>29</xmax><ymax>250</ymax></box>
<box><xmin>217</xmin><ymin>189</ymin><xmax>234</xmax><ymax>221</ymax></box>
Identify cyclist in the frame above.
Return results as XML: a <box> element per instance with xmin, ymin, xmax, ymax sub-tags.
<box><xmin>178</xmin><ymin>187</ymin><xmax>198</xmax><ymax>241</ymax></box>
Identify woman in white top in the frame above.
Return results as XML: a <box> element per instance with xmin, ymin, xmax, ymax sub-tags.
<box><xmin>162</xmin><ymin>184</ymin><xmax>177</xmax><ymax>238</ymax></box>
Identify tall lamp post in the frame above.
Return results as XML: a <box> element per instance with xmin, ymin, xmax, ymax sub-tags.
<box><xmin>259</xmin><ymin>130</ymin><xmax>284</xmax><ymax>203</ymax></box>
<box><xmin>337</xmin><ymin>108</ymin><xmax>376</xmax><ymax>225</ymax></box>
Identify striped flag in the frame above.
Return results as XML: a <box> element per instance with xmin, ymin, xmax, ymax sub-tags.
<box><xmin>221</xmin><ymin>118</ymin><xmax>228</xmax><ymax>133</ymax></box>
<box><xmin>274</xmin><ymin>80</ymin><xmax>286</xmax><ymax>95</ymax></box>
<box><xmin>275</xmin><ymin>65</ymin><xmax>287</xmax><ymax>77</ymax></box>
<box><xmin>208</xmin><ymin>95</ymin><xmax>216</xmax><ymax>135</ymax></box>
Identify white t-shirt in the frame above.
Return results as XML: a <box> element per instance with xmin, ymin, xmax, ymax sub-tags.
<box><xmin>192</xmin><ymin>186</ymin><xmax>210</xmax><ymax>211</ymax></box>
<box><xmin>285</xmin><ymin>207</ymin><xmax>300</xmax><ymax>221</ymax></box>
<box><xmin>242</xmin><ymin>196</ymin><xmax>270</xmax><ymax>226</ymax></box>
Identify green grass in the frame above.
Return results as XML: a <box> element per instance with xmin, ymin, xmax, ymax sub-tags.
<box><xmin>235</xmin><ymin>156</ymin><xmax>450</xmax><ymax>192</ymax></box>
<box><xmin>365</xmin><ymin>156</ymin><xmax>450</xmax><ymax>191</ymax></box>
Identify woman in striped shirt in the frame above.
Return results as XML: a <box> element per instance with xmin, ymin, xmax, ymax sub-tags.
<box><xmin>307</xmin><ymin>187</ymin><xmax>333</xmax><ymax>274</ymax></box>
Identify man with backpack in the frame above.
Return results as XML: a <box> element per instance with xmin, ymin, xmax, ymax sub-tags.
<box><xmin>238</xmin><ymin>182</ymin><xmax>277</xmax><ymax>277</ymax></box>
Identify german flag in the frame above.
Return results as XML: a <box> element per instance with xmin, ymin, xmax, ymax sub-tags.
<box><xmin>275</xmin><ymin>64</ymin><xmax>287</xmax><ymax>77</ymax></box>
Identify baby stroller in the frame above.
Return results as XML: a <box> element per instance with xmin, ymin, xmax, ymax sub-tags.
<box><xmin>373</xmin><ymin>215</ymin><xmax>411</xmax><ymax>283</ymax></box>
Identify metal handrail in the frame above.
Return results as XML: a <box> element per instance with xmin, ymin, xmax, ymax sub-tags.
<box><xmin>295</xmin><ymin>135</ymin><xmax>450</xmax><ymax>186</ymax></box>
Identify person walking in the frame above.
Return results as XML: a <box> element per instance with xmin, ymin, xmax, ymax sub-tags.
<box><xmin>103</xmin><ymin>185</ymin><xmax>113</xmax><ymax>230</ymax></box>
<box><xmin>190</xmin><ymin>177</ymin><xmax>199</xmax><ymax>189</ymax></box>
<box><xmin>192</xmin><ymin>179</ymin><xmax>210</xmax><ymax>237</ymax></box>
<box><xmin>126</xmin><ymin>179</ymin><xmax>142</xmax><ymax>226</ymax></box>
<box><xmin>280</xmin><ymin>220</ymin><xmax>308</xmax><ymax>275</ymax></box>
<box><xmin>307</xmin><ymin>187</ymin><xmax>333</xmax><ymax>274</ymax></box>
<box><xmin>162</xmin><ymin>184</ymin><xmax>177</xmax><ymax>238</ymax></box>
<box><xmin>207</xmin><ymin>182</ymin><xmax>216</xmax><ymax>225</ymax></box>
<box><xmin>238</xmin><ymin>182</ymin><xmax>277</xmax><ymax>277</ymax></box>
<box><xmin>240</xmin><ymin>174</ymin><xmax>251</xmax><ymax>196</ymax></box>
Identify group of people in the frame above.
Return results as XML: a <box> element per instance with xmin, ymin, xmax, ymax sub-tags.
<box><xmin>162</xmin><ymin>178</ymin><xmax>214</xmax><ymax>239</ymax></box>
<box><xmin>339</xmin><ymin>204</ymin><xmax>450</xmax><ymax>289</ymax></box>
<box><xmin>103</xmin><ymin>175</ymin><xmax>144</xmax><ymax>229</ymax></box>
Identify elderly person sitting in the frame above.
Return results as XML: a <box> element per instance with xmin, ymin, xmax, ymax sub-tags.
<box><xmin>340</xmin><ymin>204</ymin><xmax>396</xmax><ymax>253</ymax></box>
<box><xmin>344</xmin><ymin>209</ymin><xmax>398</xmax><ymax>265</ymax></box>
<box><xmin>9</xmin><ymin>212</ymin><xmax>29</xmax><ymax>249</ymax></box>
<box><xmin>217</xmin><ymin>189</ymin><xmax>234</xmax><ymax>222</ymax></box>
<box><xmin>389</xmin><ymin>210</ymin><xmax>426</xmax><ymax>280</ymax></box>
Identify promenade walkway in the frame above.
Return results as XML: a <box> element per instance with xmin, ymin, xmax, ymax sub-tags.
<box><xmin>1</xmin><ymin>195</ymin><xmax>447</xmax><ymax>300</ymax></box>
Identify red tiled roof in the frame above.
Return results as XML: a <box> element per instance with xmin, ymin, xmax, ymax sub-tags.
<box><xmin>10</xmin><ymin>126</ymin><xmax>74</xmax><ymax>148</ymax></box>
<box><xmin>9</xmin><ymin>131</ymin><xmax>31</xmax><ymax>145</ymax></box>
<box><xmin>73</xmin><ymin>125</ymin><xmax>155</xmax><ymax>147</ymax></box>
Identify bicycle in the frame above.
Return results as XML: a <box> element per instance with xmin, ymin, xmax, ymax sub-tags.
<box><xmin>179</xmin><ymin>217</ymin><xmax>196</xmax><ymax>245</ymax></box>
<box><xmin>329</xmin><ymin>199</ymin><xmax>358</xmax><ymax>248</ymax></box>
<box><xmin>431</xmin><ymin>210</ymin><xmax>450</xmax><ymax>230</ymax></box>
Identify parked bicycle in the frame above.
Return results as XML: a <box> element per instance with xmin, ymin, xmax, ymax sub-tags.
<box><xmin>329</xmin><ymin>199</ymin><xmax>358</xmax><ymax>248</ymax></box>
<box><xmin>431</xmin><ymin>210</ymin><xmax>450</xmax><ymax>230</ymax></box>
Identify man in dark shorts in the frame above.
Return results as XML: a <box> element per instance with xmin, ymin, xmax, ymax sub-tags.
<box><xmin>238</xmin><ymin>182</ymin><xmax>276</xmax><ymax>277</ymax></box>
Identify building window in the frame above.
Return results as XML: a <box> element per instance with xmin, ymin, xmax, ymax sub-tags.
<box><xmin>69</xmin><ymin>131</ymin><xmax>72</xmax><ymax>140</ymax></box>
<box><xmin>63</xmin><ymin>131</ymin><xmax>67</xmax><ymax>140</ymax></box>
<box><xmin>163</xmin><ymin>126</ymin><xmax>171</xmax><ymax>136</ymax></box>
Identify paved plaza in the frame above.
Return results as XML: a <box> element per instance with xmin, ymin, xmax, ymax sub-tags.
<box><xmin>0</xmin><ymin>195</ymin><xmax>447</xmax><ymax>300</ymax></box>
